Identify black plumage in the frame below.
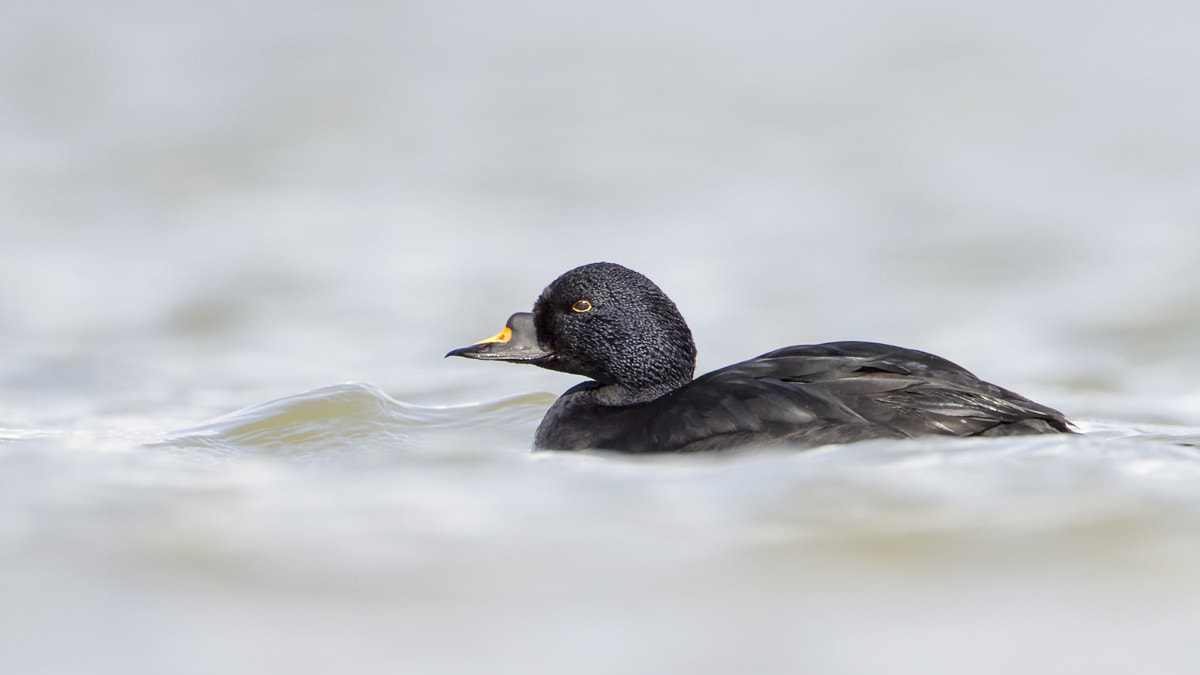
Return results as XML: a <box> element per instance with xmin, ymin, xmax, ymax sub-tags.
<box><xmin>447</xmin><ymin>262</ymin><xmax>1073</xmax><ymax>453</ymax></box>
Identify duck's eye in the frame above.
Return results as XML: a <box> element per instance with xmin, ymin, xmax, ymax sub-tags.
<box><xmin>572</xmin><ymin>300</ymin><xmax>592</xmax><ymax>313</ymax></box>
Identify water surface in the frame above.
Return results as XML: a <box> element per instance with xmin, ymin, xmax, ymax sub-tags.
<box><xmin>3</xmin><ymin>0</ymin><xmax>1200</xmax><ymax>673</ymax></box>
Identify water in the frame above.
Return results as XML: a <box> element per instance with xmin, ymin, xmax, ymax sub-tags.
<box><xmin>3</xmin><ymin>0</ymin><xmax>1200</xmax><ymax>673</ymax></box>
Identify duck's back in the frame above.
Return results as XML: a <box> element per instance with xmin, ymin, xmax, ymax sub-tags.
<box><xmin>535</xmin><ymin>341</ymin><xmax>1073</xmax><ymax>453</ymax></box>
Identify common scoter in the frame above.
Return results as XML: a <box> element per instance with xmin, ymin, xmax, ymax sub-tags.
<box><xmin>447</xmin><ymin>262</ymin><xmax>1073</xmax><ymax>452</ymax></box>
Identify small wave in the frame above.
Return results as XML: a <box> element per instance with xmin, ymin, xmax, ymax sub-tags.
<box><xmin>155</xmin><ymin>383</ymin><xmax>554</xmax><ymax>460</ymax></box>
<box><xmin>1074</xmin><ymin>419</ymin><xmax>1200</xmax><ymax>445</ymax></box>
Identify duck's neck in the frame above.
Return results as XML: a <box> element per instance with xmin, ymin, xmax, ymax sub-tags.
<box><xmin>592</xmin><ymin>379</ymin><xmax>683</xmax><ymax>406</ymax></box>
<box><xmin>596</xmin><ymin>332</ymin><xmax>695</xmax><ymax>404</ymax></box>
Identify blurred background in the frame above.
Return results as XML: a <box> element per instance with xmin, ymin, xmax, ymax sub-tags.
<box><xmin>3</xmin><ymin>0</ymin><xmax>1200</xmax><ymax>673</ymax></box>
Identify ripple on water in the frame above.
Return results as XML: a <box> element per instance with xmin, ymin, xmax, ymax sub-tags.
<box><xmin>155</xmin><ymin>383</ymin><xmax>555</xmax><ymax>460</ymax></box>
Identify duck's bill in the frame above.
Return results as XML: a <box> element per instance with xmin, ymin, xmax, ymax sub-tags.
<box><xmin>445</xmin><ymin>312</ymin><xmax>552</xmax><ymax>362</ymax></box>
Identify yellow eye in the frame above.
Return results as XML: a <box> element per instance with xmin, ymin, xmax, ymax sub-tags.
<box><xmin>572</xmin><ymin>300</ymin><xmax>592</xmax><ymax>313</ymax></box>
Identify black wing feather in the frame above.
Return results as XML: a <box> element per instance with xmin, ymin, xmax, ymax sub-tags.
<box><xmin>633</xmin><ymin>342</ymin><xmax>1071</xmax><ymax>452</ymax></box>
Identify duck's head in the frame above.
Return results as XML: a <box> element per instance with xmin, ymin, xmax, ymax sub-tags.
<box><xmin>447</xmin><ymin>262</ymin><xmax>697</xmax><ymax>401</ymax></box>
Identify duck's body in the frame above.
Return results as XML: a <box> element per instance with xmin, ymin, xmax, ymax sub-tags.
<box><xmin>535</xmin><ymin>341</ymin><xmax>1069</xmax><ymax>452</ymax></box>
<box><xmin>448</xmin><ymin>263</ymin><xmax>1072</xmax><ymax>453</ymax></box>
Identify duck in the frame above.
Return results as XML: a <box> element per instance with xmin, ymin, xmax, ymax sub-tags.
<box><xmin>447</xmin><ymin>262</ymin><xmax>1073</xmax><ymax>452</ymax></box>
